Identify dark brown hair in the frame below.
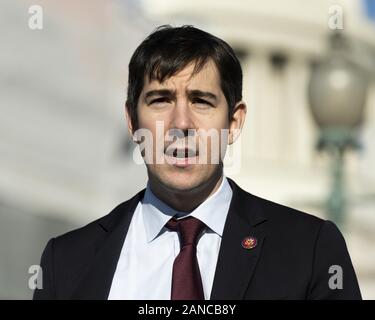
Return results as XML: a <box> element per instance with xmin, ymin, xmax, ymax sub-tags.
<box><xmin>126</xmin><ymin>25</ymin><xmax>243</xmax><ymax>130</ymax></box>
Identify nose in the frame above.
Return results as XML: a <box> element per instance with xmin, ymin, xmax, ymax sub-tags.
<box><xmin>170</xmin><ymin>97</ymin><xmax>194</xmax><ymax>132</ymax></box>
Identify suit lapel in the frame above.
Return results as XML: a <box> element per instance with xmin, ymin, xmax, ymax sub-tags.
<box><xmin>210</xmin><ymin>179</ymin><xmax>267</xmax><ymax>300</ymax></box>
<box><xmin>70</xmin><ymin>190</ymin><xmax>145</xmax><ymax>299</ymax></box>
<box><xmin>69</xmin><ymin>178</ymin><xmax>266</xmax><ymax>300</ymax></box>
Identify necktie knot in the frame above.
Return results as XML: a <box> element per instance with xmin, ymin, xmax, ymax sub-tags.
<box><xmin>166</xmin><ymin>216</ymin><xmax>205</xmax><ymax>247</ymax></box>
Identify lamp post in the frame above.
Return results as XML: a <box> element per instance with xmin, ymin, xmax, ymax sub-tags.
<box><xmin>307</xmin><ymin>33</ymin><xmax>368</xmax><ymax>226</ymax></box>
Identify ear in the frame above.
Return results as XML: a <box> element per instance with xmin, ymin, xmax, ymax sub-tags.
<box><xmin>125</xmin><ymin>103</ymin><xmax>136</xmax><ymax>142</ymax></box>
<box><xmin>228</xmin><ymin>101</ymin><xmax>247</xmax><ymax>145</ymax></box>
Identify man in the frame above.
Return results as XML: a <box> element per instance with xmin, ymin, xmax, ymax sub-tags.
<box><xmin>33</xmin><ymin>25</ymin><xmax>361</xmax><ymax>300</ymax></box>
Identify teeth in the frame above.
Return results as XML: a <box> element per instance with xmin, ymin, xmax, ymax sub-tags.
<box><xmin>187</xmin><ymin>149</ymin><xmax>196</xmax><ymax>157</ymax></box>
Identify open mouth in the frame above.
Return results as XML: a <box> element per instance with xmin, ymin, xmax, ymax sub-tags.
<box><xmin>169</xmin><ymin>148</ymin><xmax>197</xmax><ymax>158</ymax></box>
<box><xmin>164</xmin><ymin>147</ymin><xmax>199</xmax><ymax>167</ymax></box>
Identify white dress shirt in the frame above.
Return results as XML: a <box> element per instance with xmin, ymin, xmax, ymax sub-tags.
<box><xmin>108</xmin><ymin>176</ymin><xmax>233</xmax><ymax>300</ymax></box>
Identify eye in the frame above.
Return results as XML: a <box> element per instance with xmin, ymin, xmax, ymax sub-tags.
<box><xmin>149</xmin><ymin>97</ymin><xmax>170</xmax><ymax>105</ymax></box>
<box><xmin>193</xmin><ymin>98</ymin><xmax>212</xmax><ymax>106</ymax></box>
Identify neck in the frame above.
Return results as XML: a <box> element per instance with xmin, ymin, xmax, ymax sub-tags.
<box><xmin>148</xmin><ymin>171</ymin><xmax>223</xmax><ymax>213</ymax></box>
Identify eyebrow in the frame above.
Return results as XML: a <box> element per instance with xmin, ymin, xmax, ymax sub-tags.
<box><xmin>187</xmin><ymin>90</ymin><xmax>218</xmax><ymax>103</ymax></box>
<box><xmin>144</xmin><ymin>89</ymin><xmax>218</xmax><ymax>103</ymax></box>
<box><xmin>144</xmin><ymin>89</ymin><xmax>174</xmax><ymax>100</ymax></box>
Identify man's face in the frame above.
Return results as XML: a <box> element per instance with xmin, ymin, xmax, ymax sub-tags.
<box><xmin>128</xmin><ymin>60</ymin><xmax>242</xmax><ymax>193</ymax></box>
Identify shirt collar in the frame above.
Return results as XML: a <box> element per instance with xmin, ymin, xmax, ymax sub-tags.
<box><xmin>141</xmin><ymin>176</ymin><xmax>233</xmax><ymax>243</ymax></box>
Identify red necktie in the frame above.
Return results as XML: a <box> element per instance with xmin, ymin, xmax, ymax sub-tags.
<box><xmin>166</xmin><ymin>216</ymin><xmax>206</xmax><ymax>300</ymax></box>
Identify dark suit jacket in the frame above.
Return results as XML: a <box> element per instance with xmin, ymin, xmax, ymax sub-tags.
<box><xmin>33</xmin><ymin>178</ymin><xmax>361</xmax><ymax>300</ymax></box>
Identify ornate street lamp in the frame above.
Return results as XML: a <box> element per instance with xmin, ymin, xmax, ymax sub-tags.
<box><xmin>307</xmin><ymin>32</ymin><xmax>369</xmax><ymax>226</ymax></box>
